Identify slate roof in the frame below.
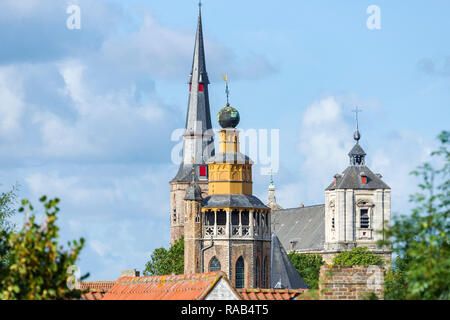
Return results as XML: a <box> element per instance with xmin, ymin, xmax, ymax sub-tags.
<box><xmin>270</xmin><ymin>233</ymin><xmax>308</xmax><ymax>289</ymax></box>
<box><xmin>185</xmin><ymin>181</ymin><xmax>203</xmax><ymax>201</ymax></box>
<box><xmin>348</xmin><ymin>143</ymin><xmax>366</xmax><ymax>156</ymax></box>
<box><xmin>326</xmin><ymin>165</ymin><xmax>390</xmax><ymax>190</ymax></box>
<box><xmin>172</xmin><ymin>6</ymin><xmax>215</xmax><ymax>182</ymax></box>
<box><xmin>238</xmin><ymin>288</ymin><xmax>308</xmax><ymax>300</ymax></box>
<box><xmin>102</xmin><ymin>272</ymin><xmax>238</xmax><ymax>300</ymax></box>
<box><xmin>202</xmin><ymin>194</ymin><xmax>269</xmax><ymax>210</ymax></box>
<box><xmin>272</xmin><ymin>205</ymin><xmax>325</xmax><ymax>252</ymax></box>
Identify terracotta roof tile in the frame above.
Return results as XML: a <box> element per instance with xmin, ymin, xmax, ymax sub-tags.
<box><xmin>78</xmin><ymin>281</ymin><xmax>115</xmax><ymax>300</ymax></box>
<box><xmin>237</xmin><ymin>288</ymin><xmax>309</xmax><ymax>300</ymax></box>
<box><xmin>102</xmin><ymin>271</ymin><xmax>235</xmax><ymax>300</ymax></box>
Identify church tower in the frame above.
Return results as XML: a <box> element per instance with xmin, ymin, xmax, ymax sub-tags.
<box><xmin>189</xmin><ymin>98</ymin><xmax>271</xmax><ymax>288</ymax></box>
<box><xmin>266</xmin><ymin>174</ymin><xmax>283</xmax><ymax>211</ymax></box>
<box><xmin>170</xmin><ymin>5</ymin><xmax>215</xmax><ymax>245</ymax></box>
<box><xmin>184</xmin><ymin>172</ymin><xmax>204</xmax><ymax>275</ymax></box>
<box><xmin>324</xmin><ymin>112</ymin><xmax>391</xmax><ymax>261</ymax></box>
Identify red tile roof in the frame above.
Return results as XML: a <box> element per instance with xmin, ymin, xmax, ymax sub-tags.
<box><xmin>237</xmin><ymin>288</ymin><xmax>309</xmax><ymax>300</ymax></box>
<box><xmin>102</xmin><ymin>271</ymin><xmax>236</xmax><ymax>300</ymax></box>
<box><xmin>77</xmin><ymin>281</ymin><xmax>115</xmax><ymax>300</ymax></box>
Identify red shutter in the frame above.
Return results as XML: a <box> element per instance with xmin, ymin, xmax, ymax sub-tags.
<box><xmin>199</xmin><ymin>166</ymin><xmax>207</xmax><ymax>177</ymax></box>
<box><xmin>361</xmin><ymin>176</ymin><xmax>367</xmax><ymax>184</ymax></box>
<box><xmin>189</xmin><ymin>84</ymin><xmax>192</xmax><ymax>91</ymax></box>
<box><xmin>199</xmin><ymin>83</ymin><xmax>204</xmax><ymax>92</ymax></box>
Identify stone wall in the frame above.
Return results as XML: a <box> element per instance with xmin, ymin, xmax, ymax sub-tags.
<box><xmin>319</xmin><ymin>265</ymin><xmax>384</xmax><ymax>300</ymax></box>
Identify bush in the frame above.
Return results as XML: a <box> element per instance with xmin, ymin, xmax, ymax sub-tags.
<box><xmin>332</xmin><ymin>247</ymin><xmax>383</xmax><ymax>266</ymax></box>
<box><xmin>287</xmin><ymin>252</ymin><xmax>324</xmax><ymax>289</ymax></box>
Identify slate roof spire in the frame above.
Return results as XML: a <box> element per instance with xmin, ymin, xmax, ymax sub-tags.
<box><xmin>349</xmin><ymin>107</ymin><xmax>366</xmax><ymax>166</ymax></box>
<box><xmin>172</xmin><ymin>4</ymin><xmax>215</xmax><ymax>182</ymax></box>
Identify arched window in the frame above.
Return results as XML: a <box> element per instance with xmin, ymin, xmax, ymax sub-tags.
<box><xmin>255</xmin><ymin>258</ymin><xmax>260</xmax><ymax>288</ymax></box>
<box><xmin>262</xmin><ymin>257</ymin><xmax>267</xmax><ymax>288</ymax></box>
<box><xmin>209</xmin><ymin>257</ymin><xmax>221</xmax><ymax>272</ymax></box>
<box><xmin>235</xmin><ymin>257</ymin><xmax>245</xmax><ymax>288</ymax></box>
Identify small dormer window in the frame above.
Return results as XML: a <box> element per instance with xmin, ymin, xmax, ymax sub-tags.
<box><xmin>198</xmin><ymin>166</ymin><xmax>208</xmax><ymax>180</ymax></box>
<box><xmin>360</xmin><ymin>172</ymin><xmax>367</xmax><ymax>184</ymax></box>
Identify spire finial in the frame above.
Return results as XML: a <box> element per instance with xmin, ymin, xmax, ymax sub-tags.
<box><xmin>222</xmin><ymin>74</ymin><xmax>230</xmax><ymax>105</ymax></box>
<box><xmin>352</xmin><ymin>106</ymin><xmax>362</xmax><ymax>143</ymax></box>
<box><xmin>270</xmin><ymin>169</ymin><xmax>274</xmax><ymax>185</ymax></box>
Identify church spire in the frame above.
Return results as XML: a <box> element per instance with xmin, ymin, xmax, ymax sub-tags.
<box><xmin>266</xmin><ymin>171</ymin><xmax>283</xmax><ymax>211</ymax></box>
<box><xmin>348</xmin><ymin>107</ymin><xmax>366</xmax><ymax>166</ymax></box>
<box><xmin>172</xmin><ymin>4</ymin><xmax>214</xmax><ymax>182</ymax></box>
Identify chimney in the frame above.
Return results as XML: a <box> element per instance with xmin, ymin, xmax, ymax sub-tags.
<box><xmin>121</xmin><ymin>269</ymin><xmax>140</xmax><ymax>277</ymax></box>
<box><xmin>299</xmin><ymin>202</ymin><xmax>304</xmax><ymax>208</ymax></box>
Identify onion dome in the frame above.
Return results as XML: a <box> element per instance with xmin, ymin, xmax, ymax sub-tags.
<box><xmin>217</xmin><ymin>103</ymin><xmax>240</xmax><ymax>128</ymax></box>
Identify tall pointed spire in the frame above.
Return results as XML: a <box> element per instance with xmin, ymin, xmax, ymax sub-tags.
<box><xmin>172</xmin><ymin>5</ymin><xmax>215</xmax><ymax>182</ymax></box>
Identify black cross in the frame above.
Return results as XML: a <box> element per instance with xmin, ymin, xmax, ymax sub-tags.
<box><xmin>352</xmin><ymin>106</ymin><xmax>362</xmax><ymax>129</ymax></box>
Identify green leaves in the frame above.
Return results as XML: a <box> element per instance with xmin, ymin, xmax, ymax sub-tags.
<box><xmin>332</xmin><ymin>247</ymin><xmax>383</xmax><ymax>267</ymax></box>
<box><xmin>144</xmin><ymin>236</ymin><xmax>184</xmax><ymax>276</ymax></box>
<box><xmin>288</xmin><ymin>252</ymin><xmax>324</xmax><ymax>289</ymax></box>
<box><xmin>0</xmin><ymin>196</ymin><xmax>88</xmax><ymax>300</ymax></box>
<box><xmin>382</xmin><ymin>130</ymin><xmax>450</xmax><ymax>300</ymax></box>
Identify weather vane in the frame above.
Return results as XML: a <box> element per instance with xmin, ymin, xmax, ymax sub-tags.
<box><xmin>222</xmin><ymin>73</ymin><xmax>230</xmax><ymax>105</ymax></box>
<box><xmin>199</xmin><ymin>0</ymin><xmax>202</xmax><ymax>9</ymax></box>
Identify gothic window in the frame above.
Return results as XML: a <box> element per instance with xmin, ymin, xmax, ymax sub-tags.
<box><xmin>205</xmin><ymin>210</ymin><xmax>215</xmax><ymax>226</ymax></box>
<box><xmin>360</xmin><ymin>209</ymin><xmax>370</xmax><ymax>229</ymax></box>
<box><xmin>195</xmin><ymin>212</ymin><xmax>200</xmax><ymax>223</ymax></box>
<box><xmin>231</xmin><ymin>210</ymin><xmax>240</xmax><ymax>225</ymax></box>
<box><xmin>216</xmin><ymin>209</ymin><xmax>226</xmax><ymax>226</ymax></box>
<box><xmin>241</xmin><ymin>210</ymin><xmax>249</xmax><ymax>226</ymax></box>
<box><xmin>262</xmin><ymin>257</ymin><xmax>267</xmax><ymax>288</ymax></box>
<box><xmin>235</xmin><ymin>257</ymin><xmax>245</xmax><ymax>289</ymax></box>
<box><xmin>209</xmin><ymin>257</ymin><xmax>221</xmax><ymax>272</ymax></box>
<box><xmin>255</xmin><ymin>258</ymin><xmax>260</xmax><ymax>288</ymax></box>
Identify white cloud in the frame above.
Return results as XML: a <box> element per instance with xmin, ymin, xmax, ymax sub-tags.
<box><xmin>275</xmin><ymin>95</ymin><xmax>433</xmax><ymax>215</ymax></box>
<box><xmin>0</xmin><ymin>67</ymin><xmax>24</xmax><ymax>138</ymax></box>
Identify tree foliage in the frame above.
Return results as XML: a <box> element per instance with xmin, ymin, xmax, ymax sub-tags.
<box><xmin>0</xmin><ymin>196</ymin><xmax>88</xmax><ymax>300</ymax></box>
<box><xmin>381</xmin><ymin>131</ymin><xmax>450</xmax><ymax>300</ymax></box>
<box><xmin>0</xmin><ymin>184</ymin><xmax>18</xmax><ymax>233</ymax></box>
<box><xmin>0</xmin><ymin>184</ymin><xmax>18</xmax><ymax>270</ymax></box>
<box><xmin>332</xmin><ymin>247</ymin><xmax>383</xmax><ymax>266</ymax></box>
<box><xmin>287</xmin><ymin>252</ymin><xmax>324</xmax><ymax>289</ymax></box>
<box><xmin>144</xmin><ymin>236</ymin><xmax>184</xmax><ymax>276</ymax></box>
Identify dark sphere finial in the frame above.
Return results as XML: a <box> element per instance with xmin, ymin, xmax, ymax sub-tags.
<box><xmin>354</xmin><ymin>129</ymin><xmax>361</xmax><ymax>142</ymax></box>
<box><xmin>218</xmin><ymin>103</ymin><xmax>240</xmax><ymax>128</ymax></box>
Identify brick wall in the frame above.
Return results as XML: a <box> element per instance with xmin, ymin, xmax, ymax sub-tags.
<box><xmin>319</xmin><ymin>265</ymin><xmax>384</xmax><ymax>300</ymax></box>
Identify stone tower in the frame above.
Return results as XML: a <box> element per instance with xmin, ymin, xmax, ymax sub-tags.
<box><xmin>170</xmin><ymin>6</ymin><xmax>215</xmax><ymax>246</ymax></box>
<box><xmin>184</xmin><ymin>174</ymin><xmax>204</xmax><ymax>275</ymax></box>
<box><xmin>324</xmin><ymin>118</ymin><xmax>391</xmax><ymax>261</ymax></box>
<box><xmin>195</xmin><ymin>102</ymin><xmax>272</xmax><ymax>289</ymax></box>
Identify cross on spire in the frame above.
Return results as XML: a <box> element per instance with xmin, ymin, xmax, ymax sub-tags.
<box><xmin>352</xmin><ymin>106</ymin><xmax>362</xmax><ymax>143</ymax></box>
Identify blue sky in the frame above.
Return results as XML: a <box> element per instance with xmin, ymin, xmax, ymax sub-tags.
<box><xmin>0</xmin><ymin>0</ymin><xmax>448</xmax><ymax>280</ymax></box>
